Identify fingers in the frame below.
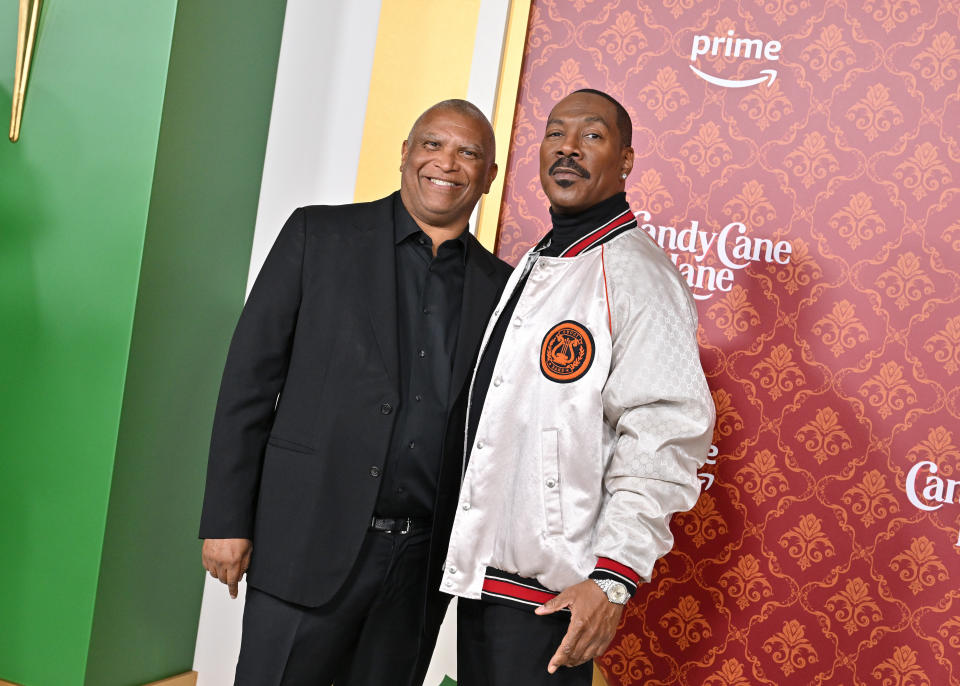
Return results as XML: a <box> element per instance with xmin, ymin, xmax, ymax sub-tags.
<box><xmin>547</xmin><ymin>617</ymin><xmax>616</xmax><ymax>671</ymax></box>
<box><xmin>565</xmin><ymin>621</ymin><xmax>596</xmax><ymax>667</ymax></box>
<box><xmin>547</xmin><ymin>620</ymin><xmax>584</xmax><ymax>673</ymax></box>
<box><xmin>201</xmin><ymin>539</ymin><xmax>252</xmax><ymax>598</ymax></box>
<box><xmin>535</xmin><ymin>590</ymin><xmax>572</xmax><ymax>615</ymax></box>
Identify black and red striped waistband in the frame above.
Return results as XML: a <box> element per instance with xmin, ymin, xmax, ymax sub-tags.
<box><xmin>480</xmin><ymin>568</ymin><xmax>569</xmax><ymax>613</ymax></box>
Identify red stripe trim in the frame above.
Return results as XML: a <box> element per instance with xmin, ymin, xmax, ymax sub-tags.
<box><xmin>563</xmin><ymin>210</ymin><xmax>635</xmax><ymax>257</ymax></box>
<box><xmin>482</xmin><ymin>578</ymin><xmax>556</xmax><ymax>605</ymax></box>
<box><xmin>601</xmin><ymin>245</ymin><xmax>612</xmax><ymax>334</ymax></box>
<box><xmin>595</xmin><ymin>557</ymin><xmax>640</xmax><ymax>584</ymax></box>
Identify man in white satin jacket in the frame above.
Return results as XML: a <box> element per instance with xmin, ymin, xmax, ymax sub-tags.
<box><xmin>442</xmin><ymin>90</ymin><xmax>716</xmax><ymax>686</ymax></box>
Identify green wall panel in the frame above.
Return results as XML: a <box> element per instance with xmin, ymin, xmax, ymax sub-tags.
<box><xmin>84</xmin><ymin>1</ymin><xmax>286</xmax><ymax>684</ymax></box>
<box><xmin>0</xmin><ymin>2</ymin><xmax>178</xmax><ymax>685</ymax></box>
<box><xmin>0</xmin><ymin>1</ymin><xmax>286</xmax><ymax>684</ymax></box>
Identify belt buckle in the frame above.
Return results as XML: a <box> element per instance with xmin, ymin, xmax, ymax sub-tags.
<box><xmin>399</xmin><ymin>517</ymin><xmax>412</xmax><ymax>535</ymax></box>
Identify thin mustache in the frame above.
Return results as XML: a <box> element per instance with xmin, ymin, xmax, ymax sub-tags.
<box><xmin>549</xmin><ymin>157</ymin><xmax>590</xmax><ymax>178</ymax></box>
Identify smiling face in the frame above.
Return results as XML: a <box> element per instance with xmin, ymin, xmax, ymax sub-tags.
<box><xmin>399</xmin><ymin>107</ymin><xmax>498</xmax><ymax>233</ymax></box>
<box><xmin>539</xmin><ymin>92</ymin><xmax>634</xmax><ymax>215</ymax></box>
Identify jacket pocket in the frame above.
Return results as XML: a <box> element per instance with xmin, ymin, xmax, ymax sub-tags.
<box><xmin>540</xmin><ymin>429</ymin><xmax>563</xmax><ymax>535</ymax></box>
<box><xmin>266</xmin><ymin>435</ymin><xmax>316</xmax><ymax>455</ymax></box>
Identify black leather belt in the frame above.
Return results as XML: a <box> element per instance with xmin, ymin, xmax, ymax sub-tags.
<box><xmin>369</xmin><ymin>516</ymin><xmax>431</xmax><ymax>534</ymax></box>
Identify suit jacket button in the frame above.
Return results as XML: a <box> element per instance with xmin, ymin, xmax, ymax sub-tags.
<box><xmin>369</xmin><ymin>466</ymin><xmax>381</xmax><ymax>478</ymax></box>
<box><xmin>380</xmin><ymin>403</ymin><xmax>393</xmax><ymax>415</ymax></box>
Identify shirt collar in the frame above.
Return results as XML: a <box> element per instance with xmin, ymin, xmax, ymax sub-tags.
<box><xmin>394</xmin><ymin>193</ymin><xmax>469</xmax><ymax>262</ymax></box>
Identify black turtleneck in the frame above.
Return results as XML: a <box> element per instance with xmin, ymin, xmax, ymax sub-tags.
<box><xmin>465</xmin><ymin>192</ymin><xmax>630</xmax><ymax>461</ymax></box>
<box><xmin>540</xmin><ymin>192</ymin><xmax>630</xmax><ymax>257</ymax></box>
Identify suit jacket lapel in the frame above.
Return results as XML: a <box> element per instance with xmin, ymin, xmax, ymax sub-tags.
<box><xmin>357</xmin><ymin>196</ymin><xmax>399</xmax><ymax>386</ymax></box>
<box><xmin>448</xmin><ymin>236</ymin><xmax>500</xmax><ymax>406</ymax></box>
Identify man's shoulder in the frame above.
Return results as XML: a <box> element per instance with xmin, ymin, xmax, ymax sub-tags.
<box><xmin>603</xmin><ymin>229</ymin><xmax>692</xmax><ymax>301</ymax></box>
<box><xmin>295</xmin><ymin>193</ymin><xmax>397</xmax><ymax>236</ymax></box>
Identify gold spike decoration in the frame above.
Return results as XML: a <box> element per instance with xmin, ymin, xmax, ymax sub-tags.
<box><xmin>10</xmin><ymin>0</ymin><xmax>42</xmax><ymax>142</ymax></box>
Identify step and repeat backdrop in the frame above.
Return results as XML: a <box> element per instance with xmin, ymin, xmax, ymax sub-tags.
<box><xmin>496</xmin><ymin>1</ymin><xmax>960</xmax><ymax>684</ymax></box>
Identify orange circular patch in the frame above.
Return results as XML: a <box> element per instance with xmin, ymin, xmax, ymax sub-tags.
<box><xmin>540</xmin><ymin>320</ymin><xmax>595</xmax><ymax>383</ymax></box>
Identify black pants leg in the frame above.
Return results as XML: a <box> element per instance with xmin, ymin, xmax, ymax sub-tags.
<box><xmin>234</xmin><ymin>528</ymin><xmax>436</xmax><ymax>686</ymax></box>
<box><xmin>457</xmin><ymin>598</ymin><xmax>593</xmax><ymax>686</ymax></box>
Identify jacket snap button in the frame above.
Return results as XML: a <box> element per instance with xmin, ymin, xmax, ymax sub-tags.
<box><xmin>512</xmin><ymin>317</ymin><xmax>522</xmax><ymax>327</ymax></box>
<box><xmin>476</xmin><ymin>441</ymin><xmax>484</xmax><ymax>450</ymax></box>
<box><xmin>545</xmin><ymin>478</ymin><xmax>556</xmax><ymax>488</ymax></box>
<box><xmin>462</xmin><ymin>502</ymin><xmax>471</xmax><ymax>510</ymax></box>
<box><xmin>493</xmin><ymin>377</ymin><xmax>503</xmax><ymax>387</ymax></box>
<box><xmin>448</xmin><ymin>566</ymin><xmax>457</xmax><ymax>574</ymax></box>
<box><xmin>380</xmin><ymin>403</ymin><xmax>393</xmax><ymax>415</ymax></box>
<box><xmin>369</xmin><ymin>466</ymin><xmax>381</xmax><ymax>478</ymax></box>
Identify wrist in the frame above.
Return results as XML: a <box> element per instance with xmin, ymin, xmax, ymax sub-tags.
<box><xmin>591</xmin><ymin>577</ymin><xmax>629</xmax><ymax>605</ymax></box>
<box><xmin>589</xmin><ymin>556</ymin><xmax>640</xmax><ymax>597</ymax></box>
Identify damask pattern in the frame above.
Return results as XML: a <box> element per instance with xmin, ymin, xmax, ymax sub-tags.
<box><xmin>497</xmin><ymin>1</ymin><xmax>960</xmax><ymax>683</ymax></box>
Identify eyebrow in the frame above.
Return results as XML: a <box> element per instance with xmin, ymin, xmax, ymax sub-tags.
<box><xmin>417</xmin><ymin>130</ymin><xmax>485</xmax><ymax>155</ymax></box>
<box><xmin>546</xmin><ymin>115</ymin><xmax>609</xmax><ymax>127</ymax></box>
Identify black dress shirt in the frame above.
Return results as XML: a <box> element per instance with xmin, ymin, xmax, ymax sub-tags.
<box><xmin>466</xmin><ymin>193</ymin><xmax>630</xmax><ymax>456</ymax></box>
<box><xmin>376</xmin><ymin>196</ymin><xmax>466</xmax><ymax>517</ymax></box>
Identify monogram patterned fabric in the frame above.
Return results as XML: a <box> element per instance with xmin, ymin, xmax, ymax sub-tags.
<box><xmin>496</xmin><ymin>1</ymin><xmax>960</xmax><ymax>683</ymax></box>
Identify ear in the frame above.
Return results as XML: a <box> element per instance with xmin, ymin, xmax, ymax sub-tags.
<box><xmin>620</xmin><ymin>146</ymin><xmax>635</xmax><ymax>179</ymax></box>
<box><xmin>400</xmin><ymin>139</ymin><xmax>410</xmax><ymax>171</ymax></box>
<box><xmin>482</xmin><ymin>162</ymin><xmax>499</xmax><ymax>194</ymax></box>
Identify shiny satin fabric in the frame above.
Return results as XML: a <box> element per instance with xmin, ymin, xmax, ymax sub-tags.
<box><xmin>442</xmin><ymin>228</ymin><xmax>716</xmax><ymax>598</ymax></box>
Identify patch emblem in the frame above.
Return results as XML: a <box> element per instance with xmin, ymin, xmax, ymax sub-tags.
<box><xmin>540</xmin><ymin>320</ymin><xmax>595</xmax><ymax>383</ymax></box>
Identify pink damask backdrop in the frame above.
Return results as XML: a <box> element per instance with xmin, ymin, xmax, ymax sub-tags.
<box><xmin>496</xmin><ymin>1</ymin><xmax>960</xmax><ymax>684</ymax></box>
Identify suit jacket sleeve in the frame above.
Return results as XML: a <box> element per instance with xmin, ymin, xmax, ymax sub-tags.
<box><xmin>199</xmin><ymin>208</ymin><xmax>306</xmax><ymax>539</ymax></box>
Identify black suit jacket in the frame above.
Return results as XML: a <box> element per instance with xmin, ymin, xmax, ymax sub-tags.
<box><xmin>199</xmin><ymin>192</ymin><xmax>510</xmax><ymax>612</ymax></box>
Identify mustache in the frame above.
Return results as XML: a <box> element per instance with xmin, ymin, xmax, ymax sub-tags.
<box><xmin>549</xmin><ymin>156</ymin><xmax>590</xmax><ymax>179</ymax></box>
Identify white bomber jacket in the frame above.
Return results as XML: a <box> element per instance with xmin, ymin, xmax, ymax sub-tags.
<box><xmin>440</xmin><ymin>206</ymin><xmax>716</xmax><ymax>607</ymax></box>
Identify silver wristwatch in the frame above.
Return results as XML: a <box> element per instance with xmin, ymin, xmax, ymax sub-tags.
<box><xmin>592</xmin><ymin>578</ymin><xmax>629</xmax><ymax>605</ymax></box>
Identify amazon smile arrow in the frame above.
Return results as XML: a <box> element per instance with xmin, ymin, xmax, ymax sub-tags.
<box><xmin>689</xmin><ymin>65</ymin><xmax>778</xmax><ymax>89</ymax></box>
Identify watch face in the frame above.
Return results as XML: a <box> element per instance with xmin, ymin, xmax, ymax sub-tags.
<box><xmin>610</xmin><ymin>584</ymin><xmax>629</xmax><ymax>603</ymax></box>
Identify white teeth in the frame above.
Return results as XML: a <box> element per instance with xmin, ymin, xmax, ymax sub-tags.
<box><xmin>428</xmin><ymin>178</ymin><xmax>456</xmax><ymax>187</ymax></box>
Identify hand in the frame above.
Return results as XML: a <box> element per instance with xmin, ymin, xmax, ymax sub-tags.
<box><xmin>535</xmin><ymin>579</ymin><xmax>625</xmax><ymax>673</ymax></box>
<box><xmin>201</xmin><ymin>538</ymin><xmax>253</xmax><ymax>599</ymax></box>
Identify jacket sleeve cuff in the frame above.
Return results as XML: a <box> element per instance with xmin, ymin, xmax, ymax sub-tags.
<box><xmin>589</xmin><ymin>557</ymin><xmax>641</xmax><ymax>597</ymax></box>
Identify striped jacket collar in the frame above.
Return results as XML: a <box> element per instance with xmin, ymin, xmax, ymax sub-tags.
<box><xmin>534</xmin><ymin>206</ymin><xmax>638</xmax><ymax>257</ymax></box>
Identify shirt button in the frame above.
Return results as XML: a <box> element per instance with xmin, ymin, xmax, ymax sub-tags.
<box><xmin>448</xmin><ymin>566</ymin><xmax>457</xmax><ymax>574</ymax></box>
<box><xmin>493</xmin><ymin>376</ymin><xmax>503</xmax><ymax>387</ymax></box>
<box><xmin>408</xmin><ymin>440</ymin><xmax>416</xmax><ymax>449</ymax></box>
<box><xmin>380</xmin><ymin>403</ymin><xmax>393</xmax><ymax>415</ymax></box>
<box><xmin>423</xmin><ymin>307</ymin><xmax>430</xmax><ymax>315</ymax></box>
<box><xmin>415</xmin><ymin>394</ymin><xmax>422</xmax><ymax>402</ymax></box>
<box><xmin>476</xmin><ymin>441</ymin><xmax>484</xmax><ymax>450</ymax></box>
<box><xmin>462</xmin><ymin>503</ymin><xmax>471</xmax><ymax>511</ymax></box>
<box><xmin>545</xmin><ymin>478</ymin><xmax>556</xmax><ymax>488</ymax></box>
<box><xmin>418</xmin><ymin>349</ymin><xmax>426</xmax><ymax>358</ymax></box>
<box><xmin>370</xmin><ymin>466</ymin><xmax>381</xmax><ymax>478</ymax></box>
<box><xmin>444</xmin><ymin>580</ymin><xmax>453</xmax><ymax>588</ymax></box>
<box><xmin>512</xmin><ymin>317</ymin><xmax>522</xmax><ymax>327</ymax></box>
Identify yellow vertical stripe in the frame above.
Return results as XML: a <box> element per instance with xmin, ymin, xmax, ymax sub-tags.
<box><xmin>354</xmin><ymin>0</ymin><xmax>483</xmax><ymax>202</ymax></box>
<box><xmin>475</xmin><ymin>0</ymin><xmax>531</xmax><ymax>251</ymax></box>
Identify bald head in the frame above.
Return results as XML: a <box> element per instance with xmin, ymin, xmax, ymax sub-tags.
<box><xmin>408</xmin><ymin>99</ymin><xmax>496</xmax><ymax>164</ymax></box>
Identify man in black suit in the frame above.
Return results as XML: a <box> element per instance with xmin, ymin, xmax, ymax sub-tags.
<box><xmin>199</xmin><ymin>99</ymin><xmax>510</xmax><ymax>686</ymax></box>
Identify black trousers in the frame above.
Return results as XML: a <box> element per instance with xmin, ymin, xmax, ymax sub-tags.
<box><xmin>234</xmin><ymin>527</ymin><xmax>439</xmax><ymax>686</ymax></box>
<box><xmin>457</xmin><ymin>598</ymin><xmax>593</xmax><ymax>686</ymax></box>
